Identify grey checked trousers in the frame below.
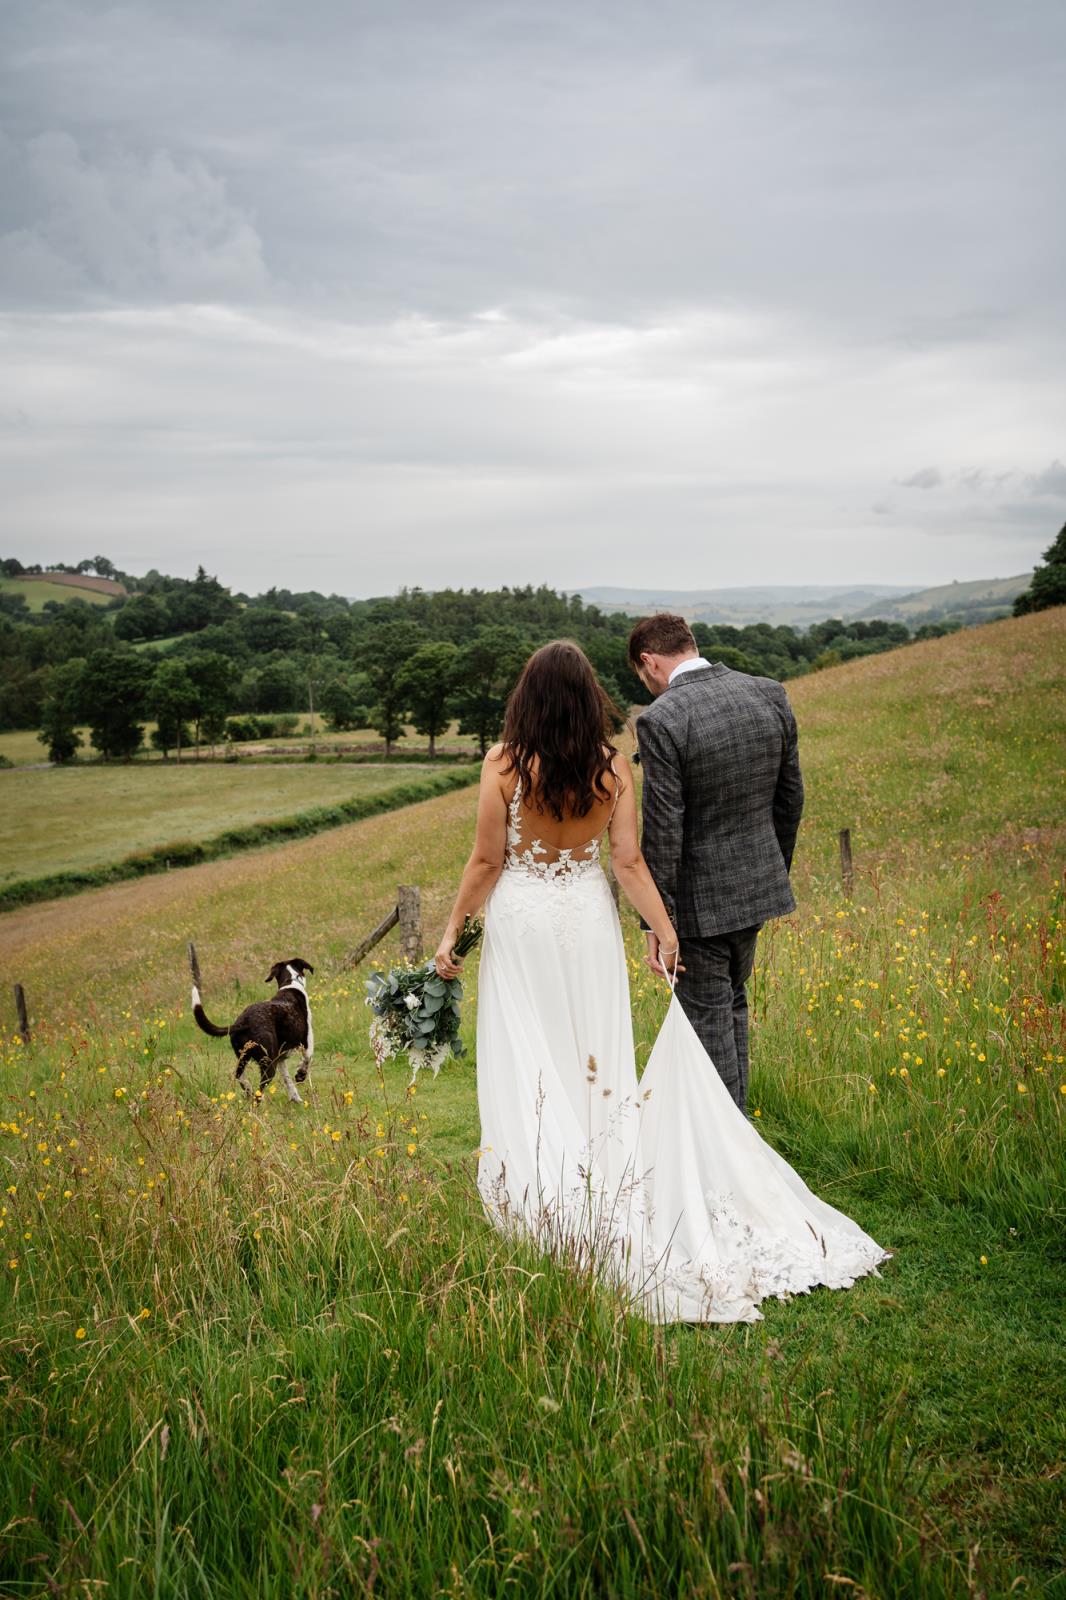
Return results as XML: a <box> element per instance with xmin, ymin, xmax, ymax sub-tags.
<box><xmin>675</xmin><ymin>925</ymin><xmax>762</xmax><ymax>1116</ymax></box>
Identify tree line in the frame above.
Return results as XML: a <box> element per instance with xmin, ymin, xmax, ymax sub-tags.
<box><xmin>1</xmin><ymin>556</ymin><xmax>967</xmax><ymax>762</ymax></box>
<box><xmin>1013</xmin><ymin>522</ymin><xmax>1066</xmax><ymax>616</ymax></box>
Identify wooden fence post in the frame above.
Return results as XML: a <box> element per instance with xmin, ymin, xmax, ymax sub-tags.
<box><xmin>344</xmin><ymin>905</ymin><xmax>400</xmax><ymax>968</ymax></box>
<box><xmin>397</xmin><ymin>885</ymin><xmax>423</xmax><ymax>965</ymax></box>
<box><xmin>13</xmin><ymin>984</ymin><xmax>30</xmax><ymax>1045</ymax></box>
<box><xmin>839</xmin><ymin>828</ymin><xmax>854</xmax><ymax>898</ymax></box>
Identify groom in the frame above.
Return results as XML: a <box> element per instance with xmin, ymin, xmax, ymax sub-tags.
<box><xmin>628</xmin><ymin>614</ymin><xmax>804</xmax><ymax>1116</ymax></box>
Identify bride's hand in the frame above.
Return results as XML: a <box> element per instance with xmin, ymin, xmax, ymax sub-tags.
<box><xmin>433</xmin><ymin>933</ymin><xmax>464</xmax><ymax>981</ymax></box>
<box><xmin>645</xmin><ymin>932</ymin><xmax>685</xmax><ymax>981</ymax></box>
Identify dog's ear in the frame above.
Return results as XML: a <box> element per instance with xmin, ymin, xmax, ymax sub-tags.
<box><xmin>265</xmin><ymin>962</ymin><xmax>285</xmax><ymax>986</ymax></box>
<box><xmin>293</xmin><ymin>958</ymin><xmax>314</xmax><ymax>975</ymax></box>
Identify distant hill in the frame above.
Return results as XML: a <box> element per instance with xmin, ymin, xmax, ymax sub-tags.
<box><xmin>575</xmin><ymin>584</ymin><xmax>916</xmax><ymax>627</ymax></box>
<box><xmin>853</xmin><ymin>574</ymin><xmax>1030</xmax><ymax>626</ymax></box>
<box><xmin>575</xmin><ymin>576</ymin><xmax>1030</xmax><ymax>629</ymax></box>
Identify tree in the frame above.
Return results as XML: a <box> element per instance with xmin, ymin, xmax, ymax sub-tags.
<box><xmin>396</xmin><ymin>641</ymin><xmax>459</xmax><ymax>758</ymax></box>
<box><xmin>1014</xmin><ymin>522</ymin><xmax>1066</xmax><ymax>615</ymax></box>
<box><xmin>80</xmin><ymin>649</ymin><xmax>153</xmax><ymax>759</ymax></box>
<box><xmin>148</xmin><ymin>659</ymin><xmax>197</xmax><ymax>760</ymax></box>
<box><xmin>256</xmin><ymin>657</ymin><xmax>302</xmax><ymax>713</ymax></box>
<box><xmin>90</xmin><ymin>555</ymin><xmax>116</xmax><ymax>579</ymax></box>
<box><xmin>37</xmin><ymin>659</ymin><xmax>85</xmax><ymax>763</ymax></box>
<box><xmin>185</xmin><ymin>652</ymin><xmax>236</xmax><ymax>754</ymax></box>
<box><xmin>452</xmin><ymin>627</ymin><xmax>530</xmax><ymax>756</ymax></box>
<box><xmin>320</xmin><ymin>677</ymin><xmax>370</xmax><ymax>731</ymax></box>
<box><xmin>355</xmin><ymin>621</ymin><xmax>421</xmax><ymax>756</ymax></box>
<box><xmin>113</xmin><ymin>592</ymin><xmax>170</xmax><ymax>642</ymax></box>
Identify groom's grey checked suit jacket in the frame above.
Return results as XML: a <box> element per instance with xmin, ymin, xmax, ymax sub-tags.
<box><xmin>635</xmin><ymin>663</ymin><xmax>804</xmax><ymax>1112</ymax></box>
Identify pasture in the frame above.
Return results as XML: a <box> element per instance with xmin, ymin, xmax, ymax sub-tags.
<box><xmin>0</xmin><ymin>576</ymin><xmax>117</xmax><ymax>612</ymax></box>
<box><xmin>0</xmin><ymin>762</ymin><xmax>444</xmax><ymax>888</ymax></box>
<box><xmin>0</xmin><ymin>609</ymin><xmax>1063</xmax><ymax>1597</ymax></box>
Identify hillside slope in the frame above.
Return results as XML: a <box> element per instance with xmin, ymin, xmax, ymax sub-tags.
<box><xmin>4</xmin><ymin>606</ymin><xmax>1063</xmax><ymax>1016</ymax></box>
<box><xmin>855</xmin><ymin>571</ymin><xmax>1029</xmax><ymax>624</ymax></box>
<box><xmin>782</xmin><ymin>603</ymin><xmax>1065</xmax><ymax>884</ymax></box>
<box><xmin>0</xmin><ymin>608</ymin><xmax>1062</xmax><ymax>1596</ymax></box>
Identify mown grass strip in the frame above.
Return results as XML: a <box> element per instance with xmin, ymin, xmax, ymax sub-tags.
<box><xmin>0</xmin><ymin>766</ymin><xmax>480</xmax><ymax>914</ymax></box>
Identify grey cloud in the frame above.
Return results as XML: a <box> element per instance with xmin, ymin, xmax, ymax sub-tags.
<box><xmin>973</xmin><ymin>499</ymin><xmax>1065</xmax><ymax>530</ymax></box>
<box><xmin>958</xmin><ymin>468</ymin><xmax>1017</xmax><ymax>494</ymax></box>
<box><xmin>898</xmin><ymin>467</ymin><xmax>943</xmax><ymax>490</ymax></box>
<box><xmin>1</xmin><ymin>0</ymin><xmax>1063</xmax><ymax>590</ymax></box>
<box><xmin>1024</xmin><ymin>459</ymin><xmax>1066</xmax><ymax>497</ymax></box>
<box><xmin>0</xmin><ymin>129</ymin><xmax>267</xmax><ymax>306</ymax></box>
<box><xmin>3</xmin><ymin>1</ymin><xmax>1065</xmax><ymax>327</ymax></box>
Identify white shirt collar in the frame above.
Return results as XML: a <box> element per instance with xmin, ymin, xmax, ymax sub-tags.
<box><xmin>667</xmin><ymin>656</ymin><xmax>712</xmax><ymax>686</ymax></box>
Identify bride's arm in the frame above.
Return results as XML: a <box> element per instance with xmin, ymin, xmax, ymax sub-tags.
<box><xmin>433</xmin><ymin>746</ymin><xmax>508</xmax><ymax>978</ymax></box>
<box><xmin>607</xmin><ymin>773</ymin><xmax>681</xmax><ymax>973</ymax></box>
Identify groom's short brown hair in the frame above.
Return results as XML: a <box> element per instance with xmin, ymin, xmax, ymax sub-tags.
<box><xmin>627</xmin><ymin>613</ymin><xmax>697</xmax><ymax>667</ymax></box>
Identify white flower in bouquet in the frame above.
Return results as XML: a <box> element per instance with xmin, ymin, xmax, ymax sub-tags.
<box><xmin>364</xmin><ymin>917</ymin><xmax>483</xmax><ymax>1084</ymax></box>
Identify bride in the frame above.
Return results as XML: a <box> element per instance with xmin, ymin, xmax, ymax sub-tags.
<box><xmin>432</xmin><ymin>641</ymin><xmax>891</xmax><ymax>1323</ymax></box>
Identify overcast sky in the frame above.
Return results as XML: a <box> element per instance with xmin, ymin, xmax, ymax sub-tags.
<box><xmin>2</xmin><ymin>0</ymin><xmax>1064</xmax><ymax>597</ymax></box>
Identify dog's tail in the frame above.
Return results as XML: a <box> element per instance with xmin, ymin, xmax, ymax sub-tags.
<box><xmin>191</xmin><ymin>984</ymin><xmax>229</xmax><ymax>1038</ymax></box>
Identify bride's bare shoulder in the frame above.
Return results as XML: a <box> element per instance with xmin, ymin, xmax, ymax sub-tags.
<box><xmin>483</xmin><ymin>744</ymin><xmax>515</xmax><ymax>796</ymax></box>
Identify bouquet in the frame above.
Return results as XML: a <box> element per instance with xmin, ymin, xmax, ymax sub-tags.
<box><xmin>365</xmin><ymin>917</ymin><xmax>483</xmax><ymax>1084</ymax></box>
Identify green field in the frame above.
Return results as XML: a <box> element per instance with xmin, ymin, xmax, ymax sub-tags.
<box><xmin>0</xmin><ymin>609</ymin><xmax>1063</xmax><ymax>1597</ymax></box>
<box><xmin>0</xmin><ymin>575</ymin><xmax>117</xmax><ymax>612</ymax></box>
<box><xmin>0</xmin><ymin>762</ymin><xmax>449</xmax><ymax>888</ymax></box>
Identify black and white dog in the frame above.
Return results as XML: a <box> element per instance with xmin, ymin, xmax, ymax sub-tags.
<box><xmin>193</xmin><ymin>959</ymin><xmax>314</xmax><ymax>1102</ymax></box>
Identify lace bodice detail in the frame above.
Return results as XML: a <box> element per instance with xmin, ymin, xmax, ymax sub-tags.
<box><xmin>503</xmin><ymin>772</ymin><xmax>617</xmax><ymax>885</ymax></box>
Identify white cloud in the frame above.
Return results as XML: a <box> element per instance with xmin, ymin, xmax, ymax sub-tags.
<box><xmin>3</xmin><ymin>299</ymin><xmax>1062</xmax><ymax>589</ymax></box>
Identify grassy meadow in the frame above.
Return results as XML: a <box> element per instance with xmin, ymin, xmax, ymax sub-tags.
<box><xmin>0</xmin><ymin>609</ymin><xmax>1063</xmax><ymax>1597</ymax></box>
<box><xmin>0</xmin><ymin>763</ymin><xmax>447</xmax><ymax>888</ymax></box>
<box><xmin>0</xmin><ymin>576</ymin><xmax>116</xmax><ymax>613</ymax></box>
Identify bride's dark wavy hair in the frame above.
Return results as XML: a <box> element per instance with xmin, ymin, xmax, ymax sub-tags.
<box><xmin>501</xmin><ymin>640</ymin><xmax>624</xmax><ymax>821</ymax></box>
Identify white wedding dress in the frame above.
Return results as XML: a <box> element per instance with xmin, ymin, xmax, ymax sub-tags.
<box><xmin>474</xmin><ymin>777</ymin><xmax>892</xmax><ymax>1323</ymax></box>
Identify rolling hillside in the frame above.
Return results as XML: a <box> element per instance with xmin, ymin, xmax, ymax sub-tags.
<box><xmin>576</xmin><ymin>575</ymin><xmax>1031</xmax><ymax>627</ymax></box>
<box><xmin>576</xmin><ymin>582</ymin><xmax>913</xmax><ymax>626</ymax></box>
<box><xmin>0</xmin><ymin>607</ymin><xmax>1062</xmax><ymax>1596</ymax></box>
<box><xmin>855</xmin><ymin>571</ymin><xmax>1030</xmax><ymax>624</ymax></box>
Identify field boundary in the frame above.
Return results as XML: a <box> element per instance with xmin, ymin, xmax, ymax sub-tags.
<box><xmin>0</xmin><ymin>766</ymin><xmax>480</xmax><ymax>914</ymax></box>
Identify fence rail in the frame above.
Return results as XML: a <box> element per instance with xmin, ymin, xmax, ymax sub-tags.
<box><xmin>345</xmin><ymin>886</ymin><xmax>423</xmax><ymax>969</ymax></box>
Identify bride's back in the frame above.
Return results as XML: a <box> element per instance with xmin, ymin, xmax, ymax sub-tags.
<box><xmin>497</xmin><ymin>639</ymin><xmax>625</xmax><ymax>865</ymax></box>
<box><xmin>507</xmin><ymin>750</ymin><xmax>621</xmax><ymax>856</ymax></box>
